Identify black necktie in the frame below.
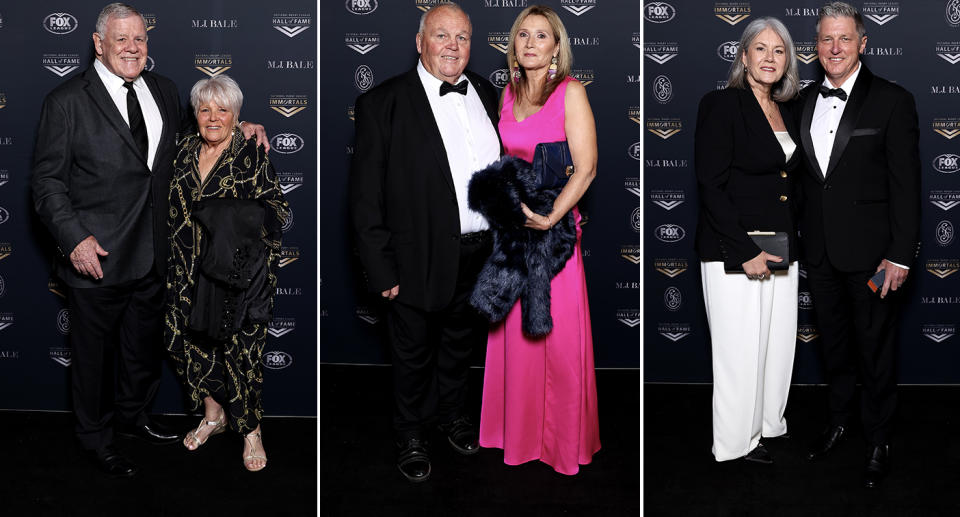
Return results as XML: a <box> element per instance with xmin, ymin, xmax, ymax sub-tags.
<box><xmin>123</xmin><ymin>81</ymin><xmax>149</xmax><ymax>160</ymax></box>
<box><xmin>818</xmin><ymin>85</ymin><xmax>848</xmax><ymax>101</ymax></box>
<box><xmin>439</xmin><ymin>80</ymin><xmax>468</xmax><ymax>96</ymax></box>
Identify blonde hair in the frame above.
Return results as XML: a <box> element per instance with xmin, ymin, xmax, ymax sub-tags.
<box><xmin>505</xmin><ymin>5</ymin><xmax>572</xmax><ymax>106</ymax></box>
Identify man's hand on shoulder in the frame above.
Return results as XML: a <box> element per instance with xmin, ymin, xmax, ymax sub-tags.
<box><xmin>70</xmin><ymin>236</ymin><xmax>109</xmax><ymax>280</ymax></box>
<box><xmin>382</xmin><ymin>285</ymin><xmax>399</xmax><ymax>301</ymax></box>
<box><xmin>239</xmin><ymin>121</ymin><xmax>270</xmax><ymax>153</ymax></box>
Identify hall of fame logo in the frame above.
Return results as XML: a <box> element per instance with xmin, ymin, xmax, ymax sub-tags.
<box><xmin>43</xmin><ymin>12</ymin><xmax>77</xmax><ymax>34</ymax></box>
<box><xmin>655</xmin><ymin>224</ymin><xmax>685</xmax><ymax>243</ymax></box>
<box><xmin>270</xmin><ymin>133</ymin><xmax>304</xmax><ymax>155</ymax></box>
<box><xmin>664</xmin><ymin>287</ymin><xmax>682</xmax><ymax>311</ymax></box>
<box><xmin>922</xmin><ymin>324</ymin><xmax>955</xmax><ymax>343</ymax></box>
<box><xmin>621</xmin><ymin>245</ymin><xmax>642</xmax><ymax>265</ymax></box>
<box><xmin>617</xmin><ymin>310</ymin><xmax>641</xmax><ymax>328</ymax></box>
<box><xmin>933</xmin><ymin>118</ymin><xmax>960</xmax><ymax>139</ymax></box>
<box><xmin>142</xmin><ymin>13</ymin><xmax>157</xmax><ymax>31</ymax></box>
<box><xmin>717</xmin><ymin>41</ymin><xmax>739</xmax><ymax>62</ymax></box>
<box><xmin>796</xmin><ymin>41</ymin><xmax>817</xmax><ymax>64</ymax></box>
<box><xmin>345</xmin><ymin>32</ymin><xmax>380</xmax><ymax>54</ymax></box>
<box><xmin>645</xmin><ymin>42</ymin><xmax>678</xmax><ymax>64</ymax></box>
<box><xmin>937</xmin><ymin>220</ymin><xmax>955</xmax><ymax>246</ymax></box>
<box><xmin>658</xmin><ymin>322</ymin><xmax>691</xmax><ymax>342</ymax></box>
<box><xmin>561</xmin><ymin>0</ymin><xmax>596</xmax><ymax>17</ymax></box>
<box><xmin>645</xmin><ymin>2</ymin><xmax>676</xmax><ymax>23</ymax></box>
<box><xmin>571</xmin><ymin>70</ymin><xmax>594</xmax><ymax>86</ymax></box>
<box><xmin>50</xmin><ymin>345</ymin><xmax>71</xmax><ymax>367</ymax></box>
<box><xmin>633</xmin><ymin>32</ymin><xmax>642</xmax><ymax>50</ymax></box>
<box><xmin>935</xmin><ymin>154</ymin><xmax>960</xmax><ymax>173</ymax></box>
<box><xmin>650</xmin><ymin>189</ymin><xmax>684</xmax><ymax>210</ymax></box>
<box><xmin>927</xmin><ymin>258</ymin><xmax>960</xmax><ymax>278</ymax></box>
<box><xmin>273</xmin><ymin>13</ymin><xmax>311</xmax><ymax>38</ymax></box>
<box><xmin>646</xmin><ymin>118</ymin><xmax>681</xmax><ymax>139</ymax></box>
<box><xmin>653</xmin><ymin>75</ymin><xmax>673</xmax><ymax>103</ymax></box>
<box><xmin>935</xmin><ymin>42</ymin><xmax>960</xmax><ymax>64</ymax></box>
<box><xmin>797</xmin><ymin>324</ymin><xmax>819</xmax><ymax>342</ymax></box>
<box><xmin>356</xmin><ymin>306</ymin><xmax>379</xmax><ymax>325</ymax></box>
<box><xmin>714</xmin><ymin>2</ymin><xmax>750</xmax><ymax>25</ymax></box>
<box><xmin>194</xmin><ymin>54</ymin><xmax>232</xmax><ymax>77</ymax></box>
<box><xmin>629</xmin><ymin>142</ymin><xmax>641</xmax><ymax>161</ymax></box>
<box><xmin>800</xmin><ymin>79</ymin><xmax>816</xmax><ymax>89</ymax></box>
<box><xmin>931</xmin><ymin>190</ymin><xmax>960</xmax><ymax>211</ymax></box>
<box><xmin>267</xmin><ymin>317</ymin><xmax>296</xmax><ymax>338</ymax></box>
<box><xmin>277</xmin><ymin>171</ymin><xmax>303</xmax><ymax>195</ymax></box>
<box><xmin>948</xmin><ymin>0</ymin><xmax>960</xmax><ymax>27</ymax></box>
<box><xmin>263</xmin><ymin>351</ymin><xmax>293</xmax><ymax>369</ymax></box>
<box><xmin>42</xmin><ymin>53</ymin><xmax>80</xmax><ymax>77</ymax></box>
<box><xmin>488</xmin><ymin>32</ymin><xmax>510</xmax><ymax>53</ymax></box>
<box><xmin>625</xmin><ymin>178</ymin><xmax>642</xmax><ymax>198</ymax></box>
<box><xmin>654</xmin><ymin>258</ymin><xmax>687</xmax><ymax>277</ymax></box>
<box><xmin>489</xmin><ymin>69</ymin><xmax>510</xmax><ymax>89</ymax></box>
<box><xmin>269</xmin><ymin>95</ymin><xmax>308</xmax><ymax>118</ymax></box>
<box><xmin>0</xmin><ymin>312</ymin><xmax>11</xmax><ymax>331</ymax></box>
<box><xmin>279</xmin><ymin>246</ymin><xmax>300</xmax><ymax>268</ymax></box>
<box><xmin>631</xmin><ymin>207</ymin><xmax>642</xmax><ymax>232</ymax></box>
<box><xmin>862</xmin><ymin>2</ymin><xmax>899</xmax><ymax>25</ymax></box>
<box><xmin>355</xmin><ymin>65</ymin><xmax>374</xmax><ymax>92</ymax></box>
<box><xmin>346</xmin><ymin>0</ymin><xmax>378</xmax><ymax>15</ymax></box>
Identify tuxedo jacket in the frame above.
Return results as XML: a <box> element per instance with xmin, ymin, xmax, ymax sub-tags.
<box><xmin>32</xmin><ymin>66</ymin><xmax>182</xmax><ymax>288</ymax></box>
<box><xmin>694</xmin><ymin>87</ymin><xmax>802</xmax><ymax>269</ymax></box>
<box><xmin>349</xmin><ymin>68</ymin><xmax>500</xmax><ymax>311</ymax></box>
<box><xmin>796</xmin><ymin>65</ymin><xmax>920</xmax><ymax>271</ymax></box>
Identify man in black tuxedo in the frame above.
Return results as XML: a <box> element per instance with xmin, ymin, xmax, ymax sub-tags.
<box><xmin>31</xmin><ymin>3</ymin><xmax>266</xmax><ymax>477</ymax></box>
<box><xmin>797</xmin><ymin>2</ymin><xmax>920</xmax><ymax>488</ymax></box>
<box><xmin>349</xmin><ymin>3</ymin><xmax>500</xmax><ymax>483</ymax></box>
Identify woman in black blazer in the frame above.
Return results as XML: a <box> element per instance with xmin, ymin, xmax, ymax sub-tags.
<box><xmin>694</xmin><ymin>16</ymin><xmax>801</xmax><ymax>463</ymax></box>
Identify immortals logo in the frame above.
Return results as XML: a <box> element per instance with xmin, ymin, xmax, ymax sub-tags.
<box><xmin>797</xmin><ymin>324</ymin><xmax>819</xmax><ymax>342</ymax></box>
<box><xmin>617</xmin><ymin>310</ymin><xmax>641</xmax><ymax>328</ymax></box>
<box><xmin>355</xmin><ymin>64</ymin><xmax>374</xmax><ymax>92</ymax></box>
<box><xmin>488</xmin><ymin>32</ymin><xmax>510</xmax><ymax>53</ymax></box>
<box><xmin>629</xmin><ymin>107</ymin><xmax>642</xmax><ymax>125</ymax></box>
<box><xmin>263</xmin><ymin>351</ymin><xmax>293</xmax><ymax>370</ymax></box>
<box><xmin>933</xmin><ymin>118</ymin><xmax>960</xmax><ymax>139</ymax></box>
<box><xmin>628</xmin><ymin>142</ymin><xmax>641</xmax><ymax>161</ymax></box>
<box><xmin>489</xmin><ymin>69</ymin><xmax>510</xmax><ymax>89</ymax></box>
<box><xmin>798</xmin><ymin>291</ymin><xmax>813</xmax><ymax>310</ymax></box>
<box><xmin>270</xmin><ymin>133</ymin><xmax>304</xmax><ymax>154</ymax></box>
<box><xmin>796</xmin><ymin>41</ymin><xmax>818</xmax><ymax>64</ymax></box>
<box><xmin>947</xmin><ymin>0</ymin><xmax>960</xmax><ymax>27</ymax></box>
<box><xmin>0</xmin><ymin>313</ymin><xmax>9</xmax><ymax>331</ymax></box>
<box><xmin>621</xmin><ymin>245</ymin><xmax>642</xmax><ymax>265</ymax></box>
<box><xmin>0</xmin><ymin>92</ymin><xmax>6</xmax><ymax>109</ymax></box>
<box><xmin>142</xmin><ymin>13</ymin><xmax>157</xmax><ymax>31</ymax></box>
<box><xmin>934</xmin><ymin>154</ymin><xmax>960</xmax><ymax>173</ymax></box>
<box><xmin>267</xmin><ymin>317</ymin><xmax>296</xmax><ymax>338</ymax></box>
<box><xmin>922</xmin><ymin>324</ymin><xmax>955</xmax><ymax>343</ymax></box>
<box><xmin>0</xmin><ymin>242</ymin><xmax>11</xmax><ymax>261</ymax></box>
<box><xmin>631</xmin><ymin>207</ymin><xmax>642</xmax><ymax>232</ymax></box>
<box><xmin>646</xmin><ymin>118</ymin><xmax>682</xmax><ymax>139</ymax></box>
<box><xmin>191</xmin><ymin>18</ymin><xmax>238</xmax><ymax>29</ymax></box>
<box><xmin>194</xmin><ymin>54</ymin><xmax>232</xmax><ymax>76</ymax></box>
<box><xmin>48</xmin><ymin>278</ymin><xmax>66</xmax><ymax>298</ymax></box>
<box><xmin>282</xmin><ymin>207</ymin><xmax>294</xmax><ymax>233</ymax></box>
<box><xmin>930</xmin><ymin>190</ymin><xmax>960</xmax><ymax>210</ymax></box>
<box><xmin>560</xmin><ymin>0</ymin><xmax>596</xmax><ymax>16</ymax></box>
<box><xmin>624</xmin><ymin>178</ymin><xmax>642</xmax><ymax>198</ymax></box>
<box><xmin>653</xmin><ymin>75</ymin><xmax>673</xmax><ymax>103</ymax></box>
<box><xmin>654</xmin><ymin>258</ymin><xmax>688</xmax><ymax>277</ymax></box>
<box><xmin>717</xmin><ymin>41</ymin><xmax>739</xmax><ymax>62</ymax></box>
<box><xmin>273</xmin><ymin>13</ymin><xmax>311</xmax><ymax>38</ymax></box>
<box><xmin>356</xmin><ymin>306</ymin><xmax>379</xmax><ymax>325</ymax></box>
<box><xmin>42</xmin><ymin>53</ymin><xmax>80</xmax><ymax>77</ymax></box>
<box><xmin>266</xmin><ymin>59</ymin><xmax>314</xmax><ymax>70</ymax></box>
<box><xmin>347</xmin><ymin>105</ymin><xmax>355</xmax><ymax>121</ymax></box>
<box><xmin>0</xmin><ymin>206</ymin><xmax>8</xmax><ymax>225</ymax></box>
<box><xmin>658</xmin><ymin>322</ymin><xmax>692</xmax><ymax>341</ymax></box>
<box><xmin>715</xmin><ymin>2</ymin><xmax>750</xmax><ymax>25</ymax></box>
<box><xmin>650</xmin><ymin>189</ymin><xmax>684</xmax><ymax>210</ymax></box>
<box><xmin>655</xmin><ymin>224</ymin><xmax>685</xmax><ymax>243</ymax></box>
<box><xmin>279</xmin><ymin>246</ymin><xmax>300</xmax><ymax>268</ymax></box>
<box><xmin>645</xmin><ymin>42</ymin><xmax>678</xmax><ymax>64</ymax></box>
<box><xmin>645</xmin><ymin>158</ymin><xmax>689</xmax><ymax>168</ymax></box>
<box><xmin>926</xmin><ymin>258</ymin><xmax>960</xmax><ymax>278</ymax></box>
<box><xmin>345</xmin><ymin>32</ymin><xmax>380</xmax><ymax>54</ymax></box>
<box><xmin>664</xmin><ymin>287</ymin><xmax>682</xmax><ymax>311</ymax></box>
<box><xmin>269</xmin><ymin>95</ymin><xmax>308</xmax><ymax>118</ymax></box>
<box><xmin>277</xmin><ymin>171</ymin><xmax>304</xmax><ymax>195</ymax></box>
<box><xmin>862</xmin><ymin>2</ymin><xmax>899</xmax><ymax>25</ymax></box>
<box><xmin>56</xmin><ymin>308</ymin><xmax>70</xmax><ymax>335</ymax></box>
<box><xmin>937</xmin><ymin>220</ymin><xmax>955</xmax><ymax>246</ymax></box>
<box><xmin>43</xmin><ymin>12</ymin><xmax>77</xmax><ymax>34</ymax></box>
<box><xmin>346</xmin><ymin>0</ymin><xmax>378</xmax><ymax>15</ymax></box>
<box><xmin>571</xmin><ymin>69</ymin><xmax>595</xmax><ymax>86</ymax></box>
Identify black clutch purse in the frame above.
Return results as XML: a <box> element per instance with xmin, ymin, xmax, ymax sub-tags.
<box><xmin>533</xmin><ymin>141</ymin><xmax>575</xmax><ymax>190</ymax></box>
<box><xmin>724</xmin><ymin>231</ymin><xmax>790</xmax><ymax>272</ymax></box>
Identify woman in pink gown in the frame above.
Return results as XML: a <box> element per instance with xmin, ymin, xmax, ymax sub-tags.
<box><xmin>478</xmin><ymin>5</ymin><xmax>601</xmax><ymax>475</ymax></box>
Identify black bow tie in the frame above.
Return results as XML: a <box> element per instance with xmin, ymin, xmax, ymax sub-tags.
<box><xmin>819</xmin><ymin>85</ymin><xmax>848</xmax><ymax>101</ymax></box>
<box><xmin>440</xmin><ymin>80</ymin><xmax>468</xmax><ymax>96</ymax></box>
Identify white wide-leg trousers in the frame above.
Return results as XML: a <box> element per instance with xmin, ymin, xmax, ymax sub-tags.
<box><xmin>701</xmin><ymin>261</ymin><xmax>798</xmax><ymax>462</ymax></box>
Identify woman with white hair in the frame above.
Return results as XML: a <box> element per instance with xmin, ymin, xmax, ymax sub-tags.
<box><xmin>165</xmin><ymin>74</ymin><xmax>289</xmax><ymax>472</ymax></box>
<box><xmin>694</xmin><ymin>17</ymin><xmax>802</xmax><ymax>463</ymax></box>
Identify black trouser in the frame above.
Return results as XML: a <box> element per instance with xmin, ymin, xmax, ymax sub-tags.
<box><xmin>68</xmin><ymin>271</ymin><xmax>164</xmax><ymax>451</ymax></box>
<box><xmin>806</xmin><ymin>258</ymin><xmax>901</xmax><ymax>445</ymax></box>
<box><xmin>386</xmin><ymin>233</ymin><xmax>491</xmax><ymax>440</ymax></box>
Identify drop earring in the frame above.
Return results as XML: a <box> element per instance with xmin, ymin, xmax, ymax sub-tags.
<box><xmin>548</xmin><ymin>55</ymin><xmax>558</xmax><ymax>80</ymax></box>
<box><xmin>512</xmin><ymin>59</ymin><xmax>521</xmax><ymax>80</ymax></box>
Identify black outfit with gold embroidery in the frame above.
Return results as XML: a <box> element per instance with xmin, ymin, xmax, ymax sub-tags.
<box><xmin>165</xmin><ymin>130</ymin><xmax>288</xmax><ymax>433</ymax></box>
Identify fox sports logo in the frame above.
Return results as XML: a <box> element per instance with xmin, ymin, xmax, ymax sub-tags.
<box><xmin>346</xmin><ymin>0</ymin><xmax>378</xmax><ymax>15</ymax></box>
<box><xmin>655</xmin><ymin>224</ymin><xmax>685</xmax><ymax>242</ymax></box>
<box><xmin>934</xmin><ymin>154</ymin><xmax>960</xmax><ymax>174</ymax></box>
<box><xmin>44</xmin><ymin>12</ymin><xmax>77</xmax><ymax>34</ymax></box>
<box><xmin>264</xmin><ymin>351</ymin><xmax>293</xmax><ymax>370</ymax></box>
<box><xmin>270</xmin><ymin>133</ymin><xmax>304</xmax><ymax>154</ymax></box>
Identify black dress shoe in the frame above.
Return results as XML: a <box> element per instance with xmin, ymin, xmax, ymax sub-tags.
<box><xmin>437</xmin><ymin>416</ymin><xmax>480</xmax><ymax>455</ymax></box>
<box><xmin>117</xmin><ymin>422</ymin><xmax>179</xmax><ymax>445</ymax></box>
<box><xmin>396</xmin><ymin>438</ymin><xmax>431</xmax><ymax>483</ymax></box>
<box><xmin>863</xmin><ymin>444</ymin><xmax>889</xmax><ymax>489</ymax></box>
<box><xmin>92</xmin><ymin>445</ymin><xmax>138</xmax><ymax>478</ymax></box>
<box><xmin>806</xmin><ymin>425</ymin><xmax>845</xmax><ymax>461</ymax></box>
<box><xmin>743</xmin><ymin>442</ymin><xmax>773</xmax><ymax>464</ymax></box>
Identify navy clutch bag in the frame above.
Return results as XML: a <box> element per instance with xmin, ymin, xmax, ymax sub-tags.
<box><xmin>533</xmin><ymin>141</ymin><xmax>575</xmax><ymax>190</ymax></box>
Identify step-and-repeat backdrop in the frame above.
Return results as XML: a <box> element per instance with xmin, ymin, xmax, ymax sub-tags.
<box><xmin>320</xmin><ymin>1</ymin><xmax>641</xmax><ymax>368</ymax></box>
<box><xmin>0</xmin><ymin>1</ymin><xmax>316</xmax><ymax>415</ymax></box>
<box><xmin>645</xmin><ymin>1</ymin><xmax>960</xmax><ymax>383</ymax></box>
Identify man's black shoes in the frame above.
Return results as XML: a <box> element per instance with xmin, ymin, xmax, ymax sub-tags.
<box><xmin>437</xmin><ymin>416</ymin><xmax>480</xmax><ymax>455</ymax></box>
<box><xmin>806</xmin><ymin>425</ymin><xmax>845</xmax><ymax>461</ymax></box>
<box><xmin>743</xmin><ymin>441</ymin><xmax>773</xmax><ymax>464</ymax></box>
<box><xmin>92</xmin><ymin>445</ymin><xmax>138</xmax><ymax>478</ymax></box>
<box><xmin>117</xmin><ymin>421</ymin><xmax>179</xmax><ymax>445</ymax></box>
<box><xmin>863</xmin><ymin>444</ymin><xmax>889</xmax><ymax>489</ymax></box>
<box><xmin>396</xmin><ymin>438</ymin><xmax>431</xmax><ymax>483</ymax></box>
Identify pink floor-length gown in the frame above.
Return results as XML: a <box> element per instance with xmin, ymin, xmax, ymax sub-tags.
<box><xmin>478</xmin><ymin>76</ymin><xmax>601</xmax><ymax>475</ymax></box>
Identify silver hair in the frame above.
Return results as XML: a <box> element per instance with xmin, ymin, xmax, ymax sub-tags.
<box><xmin>190</xmin><ymin>74</ymin><xmax>243</xmax><ymax>121</ymax></box>
<box><xmin>725</xmin><ymin>17</ymin><xmax>800</xmax><ymax>102</ymax></box>
<box><xmin>816</xmin><ymin>1</ymin><xmax>866</xmax><ymax>39</ymax></box>
<box><xmin>418</xmin><ymin>2</ymin><xmax>470</xmax><ymax>34</ymax></box>
<box><xmin>95</xmin><ymin>3</ymin><xmax>147</xmax><ymax>38</ymax></box>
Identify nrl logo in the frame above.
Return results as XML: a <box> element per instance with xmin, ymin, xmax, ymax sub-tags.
<box><xmin>620</xmin><ymin>245</ymin><xmax>642</xmax><ymax>265</ymax></box>
<box><xmin>654</xmin><ymin>258</ymin><xmax>687</xmax><ymax>278</ymax></box>
<box><xmin>488</xmin><ymin>32</ymin><xmax>509</xmax><ymax>53</ymax></box>
<box><xmin>796</xmin><ymin>42</ymin><xmax>817</xmax><ymax>64</ymax></box>
<box><xmin>273</xmin><ymin>14</ymin><xmax>311</xmax><ymax>38</ymax></box>
<box><xmin>714</xmin><ymin>2</ymin><xmax>751</xmax><ymax>25</ymax></box>
<box><xmin>926</xmin><ymin>259</ymin><xmax>960</xmax><ymax>278</ymax></box>
<box><xmin>278</xmin><ymin>247</ymin><xmax>300</xmax><ymax>268</ymax></box>
<box><xmin>617</xmin><ymin>310</ymin><xmax>641</xmax><ymax>328</ymax></box>
<box><xmin>646</xmin><ymin>118</ymin><xmax>682</xmax><ymax>139</ymax></box>
<box><xmin>194</xmin><ymin>54</ymin><xmax>232</xmax><ymax>77</ymax></box>
<box><xmin>862</xmin><ymin>2</ymin><xmax>899</xmax><ymax>25</ymax></box>
<box><xmin>560</xmin><ymin>0</ymin><xmax>597</xmax><ymax>17</ymax></box>
<box><xmin>797</xmin><ymin>324</ymin><xmax>819</xmax><ymax>342</ymax></box>
<box><xmin>267</xmin><ymin>317</ymin><xmax>296</xmax><ymax>337</ymax></box>
<box><xmin>269</xmin><ymin>95</ymin><xmax>308</xmax><ymax>118</ymax></box>
<box><xmin>650</xmin><ymin>189</ymin><xmax>684</xmax><ymax>210</ymax></box>
<box><xmin>922</xmin><ymin>324</ymin><xmax>955</xmax><ymax>342</ymax></box>
<box><xmin>658</xmin><ymin>322</ymin><xmax>692</xmax><ymax>341</ymax></box>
